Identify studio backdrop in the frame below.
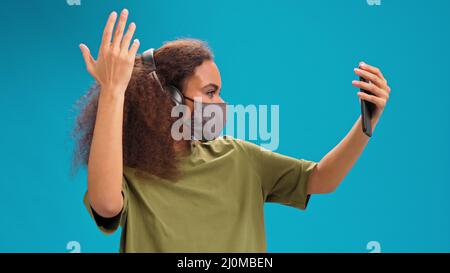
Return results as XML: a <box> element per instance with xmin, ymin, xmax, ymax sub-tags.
<box><xmin>0</xmin><ymin>0</ymin><xmax>449</xmax><ymax>253</ymax></box>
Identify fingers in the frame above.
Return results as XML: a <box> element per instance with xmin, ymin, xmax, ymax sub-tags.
<box><xmin>112</xmin><ymin>9</ymin><xmax>129</xmax><ymax>52</ymax></box>
<box><xmin>352</xmin><ymin>80</ymin><xmax>388</xmax><ymax>99</ymax></box>
<box><xmin>359</xmin><ymin>61</ymin><xmax>386</xmax><ymax>82</ymax></box>
<box><xmin>352</xmin><ymin>62</ymin><xmax>391</xmax><ymax>112</ymax></box>
<box><xmin>354</xmin><ymin>67</ymin><xmax>387</xmax><ymax>90</ymax></box>
<box><xmin>357</xmin><ymin>91</ymin><xmax>386</xmax><ymax>109</ymax></box>
<box><xmin>101</xmin><ymin>11</ymin><xmax>118</xmax><ymax>51</ymax></box>
<box><xmin>354</xmin><ymin>62</ymin><xmax>391</xmax><ymax>96</ymax></box>
<box><xmin>79</xmin><ymin>43</ymin><xmax>96</xmax><ymax>75</ymax></box>
<box><xmin>120</xmin><ymin>22</ymin><xmax>136</xmax><ymax>54</ymax></box>
<box><xmin>128</xmin><ymin>38</ymin><xmax>140</xmax><ymax>58</ymax></box>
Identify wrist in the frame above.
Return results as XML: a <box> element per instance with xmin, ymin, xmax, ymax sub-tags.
<box><xmin>99</xmin><ymin>86</ymin><xmax>126</xmax><ymax>101</ymax></box>
<box><xmin>371</xmin><ymin>111</ymin><xmax>383</xmax><ymax>131</ymax></box>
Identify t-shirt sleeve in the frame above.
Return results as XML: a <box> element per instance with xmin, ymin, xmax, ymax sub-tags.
<box><xmin>239</xmin><ymin>139</ymin><xmax>319</xmax><ymax>210</ymax></box>
<box><xmin>83</xmin><ymin>174</ymin><xmax>130</xmax><ymax>235</ymax></box>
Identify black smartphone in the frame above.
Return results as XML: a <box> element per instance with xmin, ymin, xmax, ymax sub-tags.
<box><xmin>360</xmin><ymin>76</ymin><xmax>375</xmax><ymax>137</ymax></box>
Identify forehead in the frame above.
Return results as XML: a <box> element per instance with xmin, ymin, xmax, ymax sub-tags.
<box><xmin>184</xmin><ymin>60</ymin><xmax>222</xmax><ymax>89</ymax></box>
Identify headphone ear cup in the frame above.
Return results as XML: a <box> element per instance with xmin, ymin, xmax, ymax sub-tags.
<box><xmin>166</xmin><ymin>85</ymin><xmax>184</xmax><ymax>106</ymax></box>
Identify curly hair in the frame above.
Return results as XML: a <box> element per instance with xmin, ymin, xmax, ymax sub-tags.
<box><xmin>72</xmin><ymin>38</ymin><xmax>214</xmax><ymax>181</ymax></box>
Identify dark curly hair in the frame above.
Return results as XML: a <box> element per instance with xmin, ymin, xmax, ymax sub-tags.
<box><xmin>72</xmin><ymin>38</ymin><xmax>214</xmax><ymax>181</ymax></box>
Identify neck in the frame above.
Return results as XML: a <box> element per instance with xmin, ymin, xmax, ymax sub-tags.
<box><xmin>174</xmin><ymin>140</ymin><xmax>190</xmax><ymax>156</ymax></box>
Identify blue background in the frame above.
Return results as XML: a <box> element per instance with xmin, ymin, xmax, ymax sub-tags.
<box><xmin>1</xmin><ymin>0</ymin><xmax>449</xmax><ymax>253</ymax></box>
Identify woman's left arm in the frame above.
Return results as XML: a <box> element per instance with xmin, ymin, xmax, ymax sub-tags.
<box><xmin>307</xmin><ymin>61</ymin><xmax>392</xmax><ymax>194</ymax></box>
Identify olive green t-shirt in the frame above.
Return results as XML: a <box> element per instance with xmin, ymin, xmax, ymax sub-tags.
<box><xmin>83</xmin><ymin>135</ymin><xmax>318</xmax><ymax>253</ymax></box>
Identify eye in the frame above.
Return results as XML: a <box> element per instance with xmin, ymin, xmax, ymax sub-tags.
<box><xmin>207</xmin><ymin>90</ymin><xmax>216</xmax><ymax>98</ymax></box>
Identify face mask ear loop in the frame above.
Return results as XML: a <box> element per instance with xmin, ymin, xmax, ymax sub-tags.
<box><xmin>183</xmin><ymin>95</ymin><xmax>195</xmax><ymax>103</ymax></box>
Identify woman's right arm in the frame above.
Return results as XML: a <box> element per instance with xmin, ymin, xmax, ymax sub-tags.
<box><xmin>79</xmin><ymin>9</ymin><xmax>140</xmax><ymax>217</ymax></box>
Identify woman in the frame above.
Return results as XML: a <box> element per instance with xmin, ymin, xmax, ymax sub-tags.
<box><xmin>74</xmin><ymin>9</ymin><xmax>391</xmax><ymax>253</ymax></box>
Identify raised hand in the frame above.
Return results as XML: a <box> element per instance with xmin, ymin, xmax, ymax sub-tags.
<box><xmin>79</xmin><ymin>9</ymin><xmax>140</xmax><ymax>95</ymax></box>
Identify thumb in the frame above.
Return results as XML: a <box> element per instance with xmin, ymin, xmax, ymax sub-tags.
<box><xmin>79</xmin><ymin>43</ymin><xmax>96</xmax><ymax>75</ymax></box>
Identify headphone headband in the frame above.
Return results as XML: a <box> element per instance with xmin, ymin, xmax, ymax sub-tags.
<box><xmin>141</xmin><ymin>47</ymin><xmax>184</xmax><ymax>106</ymax></box>
<box><xmin>141</xmin><ymin>48</ymin><xmax>157</xmax><ymax>72</ymax></box>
